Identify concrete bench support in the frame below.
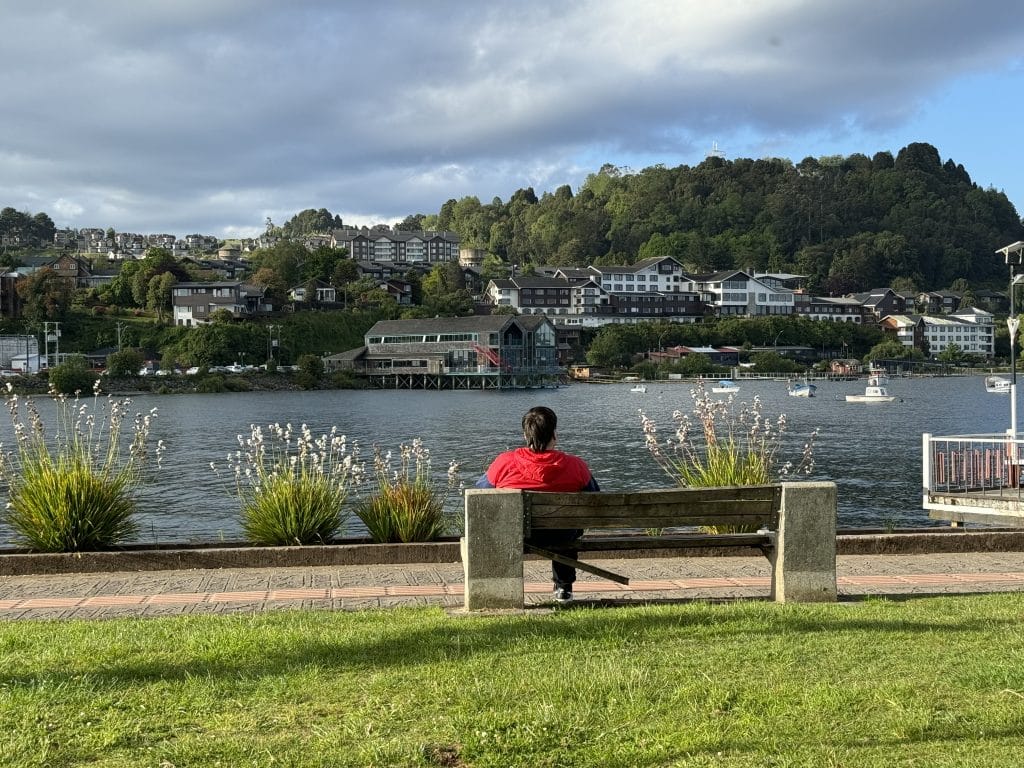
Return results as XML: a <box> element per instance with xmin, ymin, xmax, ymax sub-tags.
<box><xmin>462</xmin><ymin>489</ymin><xmax>525</xmax><ymax>610</ymax></box>
<box><xmin>771</xmin><ymin>482</ymin><xmax>837</xmax><ymax>602</ymax></box>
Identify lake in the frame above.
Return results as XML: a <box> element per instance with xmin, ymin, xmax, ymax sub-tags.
<box><xmin>0</xmin><ymin>375</ymin><xmax>1011</xmax><ymax>545</ymax></box>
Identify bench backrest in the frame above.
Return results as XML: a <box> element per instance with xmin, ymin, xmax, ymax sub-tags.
<box><xmin>523</xmin><ymin>484</ymin><xmax>782</xmax><ymax>534</ymax></box>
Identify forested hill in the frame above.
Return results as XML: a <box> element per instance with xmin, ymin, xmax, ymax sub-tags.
<box><xmin>422</xmin><ymin>142</ymin><xmax>1024</xmax><ymax>295</ymax></box>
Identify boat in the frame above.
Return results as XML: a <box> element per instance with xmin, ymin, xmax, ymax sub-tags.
<box><xmin>788</xmin><ymin>379</ymin><xmax>817</xmax><ymax>398</ymax></box>
<box><xmin>630</xmin><ymin>384</ymin><xmax>647</xmax><ymax>393</ymax></box>
<box><xmin>845</xmin><ymin>374</ymin><xmax>897</xmax><ymax>403</ymax></box>
<box><xmin>985</xmin><ymin>375</ymin><xmax>1011</xmax><ymax>394</ymax></box>
<box><xmin>710</xmin><ymin>379</ymin><xmax>740</xmax><ymax>394</ymax></box>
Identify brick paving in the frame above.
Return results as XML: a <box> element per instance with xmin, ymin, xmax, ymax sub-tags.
<box><xmin>2</xmin><ymin>550</ymin><xmax>1024</xmax><ymax>620</ymax></box>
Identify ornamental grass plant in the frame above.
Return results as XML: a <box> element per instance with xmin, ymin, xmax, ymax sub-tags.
<box><xmin>640</xmin><ymin>382</ymin><xmax>817</xmax><ymax>531</ymax></box>
<box><xmin>355</xmin><ymin>438</ymin><xmax>461</xmax><ymax>543</ymax></box>
<box><xmin>0</xmin><ymin>382</ymin><xmax>161</xmax><ymax>552</ymax></box>
<box><xmin>220</xmin><ymin>423</ymin><xmax>362</xmax><ymax>545</ymax></box>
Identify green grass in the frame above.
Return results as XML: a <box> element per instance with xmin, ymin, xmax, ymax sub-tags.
<box><xmin>3</xmin><ymin>595</ymin><xmax>1024</xmax><ymax>766</ymax></box>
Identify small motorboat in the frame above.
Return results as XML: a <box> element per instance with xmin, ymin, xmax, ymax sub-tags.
<box><xmin>985</xmin><ymin>375</ymin><xmax>1011</xmax><ymax>394</ymax></box>
<box><xmin>630</xmin><ymin>384</ymin><xmax>647</xmax><ymax>393</ymax></box>
<box><xmin>711</xmin><ymin>379</ymin><xmax>740</xmax><ymax>394</ymax></box>
<box><xmin>845</xmin><ymin>374</ymin><xmax>897</xmax><ymax>403</ymax></box>
<box><xmin>788</xmin><ymin>380</ymin><xmax>817</xmax><ymax>398</ymax></box>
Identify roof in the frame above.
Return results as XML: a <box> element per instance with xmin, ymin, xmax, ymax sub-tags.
<box><xmin>366</xmin><ymin>315</ymin><xmax>545</xmax><ymax>337</ymax></box>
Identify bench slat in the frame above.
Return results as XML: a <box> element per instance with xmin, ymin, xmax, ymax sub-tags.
<box><xmin>526</xmin><ymin>486</ymin><xmax>781</xmax><ymax>531</ymax></box>
<box><xmin>564</xmin><ymin>533</ymin><xmax>773</xmax><ymax>551</ymax></box>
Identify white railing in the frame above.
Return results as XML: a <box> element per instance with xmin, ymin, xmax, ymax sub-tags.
<box><xmin>922</xmin><ymin>432</ymin><xmax>1024</xmax><ymax>499</ymax></box>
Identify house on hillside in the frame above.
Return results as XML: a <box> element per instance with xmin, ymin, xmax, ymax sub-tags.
<box><xmin>171</xmin><ymin>281</ymin><xmax>269</xmax><ymax>326</ymax></box>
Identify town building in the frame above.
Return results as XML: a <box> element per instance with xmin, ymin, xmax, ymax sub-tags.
<box><xmin>332</xmin><ymin>228</ymin><xmax>460</xmax><ymax>264</ymax></box>
<box><xmin>171</xmin><ymin>281</ymin><xmax>269</xmax><ymax>326</ymax></box>
<box><xmin>326</xmin><ymin>314</ymin><xmax>563</xmax><ymax>389</ymax></box>
<box><xmin>793</xmin><ymin>295</ymin><xmax>871</xmax><ymax>323</ymax></box>
<box><xmin>880</xmin><ymin>308</ymin><xmax>995</xmax><ymax>358</ymax></box>
<box><xmin>690</xmin><ymin>269</ymin><xmax>795</xmax><ymax>316</ymax></box>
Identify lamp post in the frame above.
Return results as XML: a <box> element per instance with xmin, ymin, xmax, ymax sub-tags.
<box><xmin>997</xmin><ymin>241</ymin><xmax>1024</xmax><ymax>439</ymax></box>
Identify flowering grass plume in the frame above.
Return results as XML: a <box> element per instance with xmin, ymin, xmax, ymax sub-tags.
<box><xmin>355</xmin><ymin>438</ymin><xmax>462</xmax><ymax>543</ymax></box>
<box><xmin>218</xmin><ymin>423</ymin><xmax>362</xmax><ymax>546</ymax></box>
<box><xmin>0</xmin><ymin>381</ymin><xmax>162</xmax><ymax>552</ymax></box>
<box><xmin>639</xmin><ymin>383</ymin><xmax>817</xmax><ymax>532</ymax></box>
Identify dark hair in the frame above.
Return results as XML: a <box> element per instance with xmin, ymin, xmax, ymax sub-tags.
<box><xmin>522</xmin><ymin>406</ymin><xmax>556</xmax><ymax>452</ymax></box>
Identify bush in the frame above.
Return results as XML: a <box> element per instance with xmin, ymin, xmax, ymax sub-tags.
<box><xmin>219</xmin><ymin>423</ymin><xmax>361</xmax><ymax>546</ymax></box>
<box><xmin>355</xmin><ymin>440</ymin><xmax>461</xmax><ymax>543</ymax></box>
<box><xmin>0</xmin><ymin>387</ymin><xmax>161</xmax><ymax>551</ymax></box>
<box><xmin>48</xmin><ymin>355</ymin><xmax>98</xmax><ymax>395</ymax></box>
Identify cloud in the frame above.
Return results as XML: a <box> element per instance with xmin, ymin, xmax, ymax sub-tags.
<box><xmin>1</xmin><ymin>0</ymin><xmax>1023</xmax><ymax>236</ymax></box>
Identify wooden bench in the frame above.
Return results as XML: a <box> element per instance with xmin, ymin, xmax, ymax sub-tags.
<box><xmin>461</xmin><ymin>482</ymin><xmax>837</xmax><ymax>610</ymax></box>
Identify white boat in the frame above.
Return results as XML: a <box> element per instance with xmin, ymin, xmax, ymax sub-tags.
<box><xmin>985</xmin><ymin>375</ymin><xmax>1011</xmax><ymax>394</ymax></box>
<box><xmin>845</xmin><ymin>375</ymin><xmax>897</xmax><ymax>403</ymax></box>
<box><xmin>630</xmin><ymin>384</ymin><xmax>647</xmax><ymax>393</ymax></box>
<box><xmin>711</xmin><ymin>379</ymin><xmax>740</xmax><ymax>394</ymax></box>
<box><xmin>788</xmin><ymin>380</ymin><xmax>817</xmax><ymax>398</ymax></box>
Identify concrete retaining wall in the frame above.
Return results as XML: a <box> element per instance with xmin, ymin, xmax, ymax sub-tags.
<box><xmin>2</xmin><ymin>529</ymin><xmax>1024</xmax><ymax>577</ymax></box>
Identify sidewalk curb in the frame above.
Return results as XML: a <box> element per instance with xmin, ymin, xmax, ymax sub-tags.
<box><xmin>2</xmin><ymin>529</ymin><xmax>1023</xmax><ymax>577</ymax></box>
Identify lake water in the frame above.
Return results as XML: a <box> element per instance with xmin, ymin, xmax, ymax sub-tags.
<box><xmin>0</xmin><ymin>375</ymin><xmax>1011</xmax><ymax>545</ymax></box>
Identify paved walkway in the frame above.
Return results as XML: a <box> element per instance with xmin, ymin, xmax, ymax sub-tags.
<box><xmin>3</xmin><ymin>550</ymin><xmax>1024</xmax><ymax>620</ymax></box>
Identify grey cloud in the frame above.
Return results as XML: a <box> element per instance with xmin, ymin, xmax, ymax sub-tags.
<box><xmin>1</xmin><ymin>0</ymin><xmax>1023</xmax><ymax>235</ymax></box>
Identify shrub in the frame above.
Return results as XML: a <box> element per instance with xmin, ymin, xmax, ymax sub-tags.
<box><xmin>639</xmin><ymin>383</ymin><xmax>816</xmax><ymax>531</ymax></box>
<box><xmin>0</xmin><ymin>384</ymin><xmax>162</xmax><ymax>551</ymax></box>
<box><xmin>355</xmin><ymin>439</ymin><xmax>461</xmax><ymax>543</ymax></box>
<box><xmin>48</xmin><ymin>355</ymin><xmax>97</xmax><ymax>395</ymax></box>
<box><xmin>219</xmin><ymin>423</ymin><xmax>361</xmax><ymax>546</ymax></box>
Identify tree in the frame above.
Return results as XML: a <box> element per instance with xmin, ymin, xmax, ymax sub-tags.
<box><xmin>146</xmin><ymin>272</ymin><xmax>177</xmax><ymax>322</ymax></box>
<box><xmin>106</xmin><ymin>349</ymin><xmax>144</xmax><ymax>378</ymax></box>
<box><xmin>331</xmin><ymin>258</ymin><xmax>360</xmax><ymax>287</ymax></box>
<box><xmin>937</xmin><ymin>343</ymin><xmax>964</xmax><ymax>365</ymax></box>
<box><xmin>421</xmin><ymin>263</ymin><xmax>473</xmax><ymax>316</ymax></box>
<box><xmin>296</xmin><ymin>353</ymin><xmax>324</xmax><ymax>389</ymax></box>
<box><xmin>17</xmin><ymin>268</ymin><xmax>72</xmax><ymax>321</ymax></box>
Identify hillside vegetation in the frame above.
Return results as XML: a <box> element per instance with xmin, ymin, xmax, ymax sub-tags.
<box><xmin>419</xmin><ymin>142</ymin><xmax>1024</xmax><ymax>294</ymax></box>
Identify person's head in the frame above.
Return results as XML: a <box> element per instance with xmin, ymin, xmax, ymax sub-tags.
<box><xmin>522</xmin><ymin>406</ymin><xmax>557</xmax><ymax>452</ymax></box>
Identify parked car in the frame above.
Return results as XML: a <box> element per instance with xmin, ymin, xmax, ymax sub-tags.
<box><xmin>185</xmin><ymin>366</ymin><xmax>201</xmax><ymax>375</ymax></box>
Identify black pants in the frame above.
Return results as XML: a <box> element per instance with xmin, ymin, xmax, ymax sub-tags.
<box><xmin>528</xmin><ymin>528</ymin><xmax>584</xmax><ymax>590</ymax></box>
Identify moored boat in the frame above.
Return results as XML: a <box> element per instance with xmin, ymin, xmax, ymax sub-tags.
<box><xmin>845</xmin><ymin>374</ymin><xmax>897</xmax><ymax>403</ymax></box>
<box><xmin>985</xmin><ymin>375</ymin><xmax>1011</xmax><ymax>394</ymax></box>
<box><xmin>711</xmin><ymin>379</ymin><xmax>740</xmax><ymax>394</ymax></box>
<box><xmin>788</xmin><ymin>380</ymin><xmax>817</xmax><ymax>398</ymax></box>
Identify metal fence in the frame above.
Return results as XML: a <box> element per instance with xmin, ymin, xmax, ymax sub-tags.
<box><xmin>922</xmin><ymin>432</ymin><xmax>1024</xmax><ymax>498</ymax></box>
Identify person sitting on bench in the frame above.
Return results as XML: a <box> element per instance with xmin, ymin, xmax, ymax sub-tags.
<box><xmin>476</xmin><ymin>405</ymin><xmax>599</xmax><ymax>603</ymax></box>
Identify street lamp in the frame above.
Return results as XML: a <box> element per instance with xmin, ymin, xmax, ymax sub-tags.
<box><xmin>996</xmin><ymin>241</ymin><xmax>1024</xmax><ymax>438</ymax></box>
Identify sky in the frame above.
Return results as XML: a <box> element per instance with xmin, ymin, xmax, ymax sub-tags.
<box><xmin>4</xmin><ymin>0</ymin><xmax>1024</xmax><ymax>240</ymax></box>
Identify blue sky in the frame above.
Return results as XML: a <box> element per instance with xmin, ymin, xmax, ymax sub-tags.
<box><xmin>2</xmin><ymin>0</ymin><xmax>1023</xmax><ymax>239</ymax></box>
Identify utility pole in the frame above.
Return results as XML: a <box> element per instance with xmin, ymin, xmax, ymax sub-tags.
<box><xmin>267</xmin><ymin>324</ymin><xmax>281</xmax><ymax>363</ymax></box>
<box><xmin>42</xmin><ymin>321</ymin><xmax>60</xmax><ymax>369</ymax></box>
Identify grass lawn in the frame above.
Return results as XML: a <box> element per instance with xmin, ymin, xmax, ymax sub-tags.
<box><xmin>3</xmin><ymin>594</ymin><xmax>1024</xmax><ymax>767</ymax></box>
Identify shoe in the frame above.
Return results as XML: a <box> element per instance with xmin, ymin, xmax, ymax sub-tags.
<box><xmin>553</xmin><ymin>588</ymin><xmax>573</xmax><ymax>603</ymax></box>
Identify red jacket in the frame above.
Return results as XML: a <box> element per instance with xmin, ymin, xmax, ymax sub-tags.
<box><xmin>482</xmin><ymin>447</ymin><xmax>597</xmax><ymax>492</ymax></box>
